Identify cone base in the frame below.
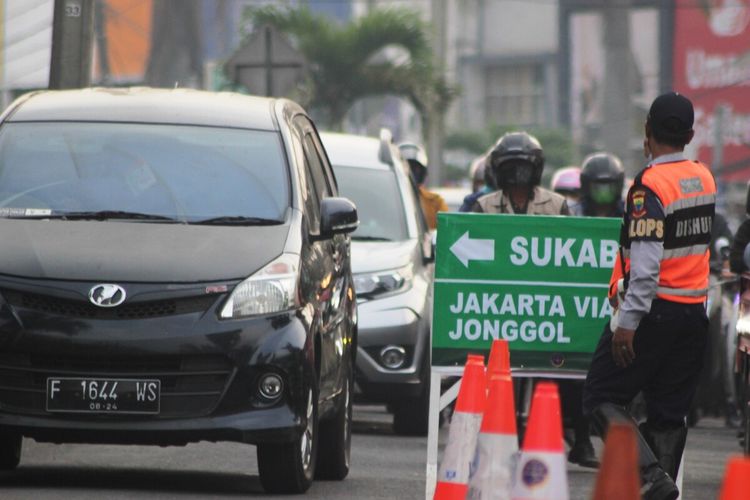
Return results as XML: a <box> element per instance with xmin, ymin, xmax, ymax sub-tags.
<box><xmin>511</xmin><ymin>451</ymin><xmax>569</xmax><ymax>500</ymax></box>
<box><xmin>434</xmin><ymin>481</ymin><xmax>468</xmax><ymax>500</ymax></box>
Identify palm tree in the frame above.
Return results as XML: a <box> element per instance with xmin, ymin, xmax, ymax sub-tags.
<box><xmin>243</xmin><ymin>7</ymin><xmax>454</xmax><ymax>131</ymax></box>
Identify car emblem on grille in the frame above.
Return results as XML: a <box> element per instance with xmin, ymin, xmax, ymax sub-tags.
<box><xmin>89</xmin><ymin>284</ymin><xmax>126</xmax><ymax>307</ymax></box>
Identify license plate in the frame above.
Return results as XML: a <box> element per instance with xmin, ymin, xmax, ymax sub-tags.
<box><xmin>46</xmin><ymin>377</ymin><xmax>160</xmax><ymax>414</ymax></box>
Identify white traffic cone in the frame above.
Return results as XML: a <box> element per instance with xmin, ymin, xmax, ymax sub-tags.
<box><xmin>433</xmin><ymin>354</ymin><xmax>487</xmax><ymax>500</ymax></box>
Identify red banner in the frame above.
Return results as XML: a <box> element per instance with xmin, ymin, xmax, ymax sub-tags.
<box><xmin>673</xmin><ymin>0</ymin><xmax>750</xmax><ymax>180</ymax></box>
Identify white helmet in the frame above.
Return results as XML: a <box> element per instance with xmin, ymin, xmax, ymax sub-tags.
<box><xmin>398</xmin><ymin>142</ymin><xmax>428</xmax><ymax>169</ymax></box>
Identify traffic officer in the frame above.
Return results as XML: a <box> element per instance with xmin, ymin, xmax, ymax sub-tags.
<box><xmin>398</xmin><ymin>142</ymin><xmax>448</xmax><ymax>230</ymax></box>
<box><xmin>471</xmin><ymin>131</ymin><xmax>569</xmax><ymax>215</ymax></box>
<box><xmin>579</xmin><ymin>152</ymin><xmax>626</xmax><ymax>218</ymax></box>
<box><xmin>583</xmin><ymin>92</ymin><xmax>716</xmax><ymax>500</ymax></box>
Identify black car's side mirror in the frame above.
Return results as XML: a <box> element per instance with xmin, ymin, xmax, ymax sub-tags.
<box><xmin>319</xmin><ymin>197</ymin><xmax>359</xmax><ymax>239</ymax></box>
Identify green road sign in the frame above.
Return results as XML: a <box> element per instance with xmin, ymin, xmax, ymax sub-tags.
<box><xmin>433</xmin><ymin>212</ymin><xmax>621</xmax><ymax>372</ymax></box>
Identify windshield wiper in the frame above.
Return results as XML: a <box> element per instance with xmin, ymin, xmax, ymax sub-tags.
<box><xmin>54</xmin><ymin>210</ymin><xmax>180</xmax><ymax>222</ymax></box>
<box><xmin>351</xmin><ymin>235</ymin><xmax>393</xmax><ymax>242</ymax></box>
<box><xmin>191</xmin><ymin>216</ymin><xmax>283</xmax><ymax>226</ymax></box>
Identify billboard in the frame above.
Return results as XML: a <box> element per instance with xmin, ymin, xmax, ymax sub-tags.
<box><xmin>673</xmin><ymin>0</ymin><xmax>750</xmax><ymax>180</ymax></box>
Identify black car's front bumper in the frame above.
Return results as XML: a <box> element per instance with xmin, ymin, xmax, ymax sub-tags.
<box><xmin>0</xmin><ymin>280</ymin><xmax>314</xmax><ymax>446</ymax></box>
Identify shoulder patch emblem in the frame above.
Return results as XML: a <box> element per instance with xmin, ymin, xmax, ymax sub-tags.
<box><xmin>680</xmin><ymin>177</ymin><xmax>703</xmax><ymax>194</ymax></box>
<box><xmin>631</xmin><ymin>190</ymin><xmax>646</xmax><ymax>218</ymax></box>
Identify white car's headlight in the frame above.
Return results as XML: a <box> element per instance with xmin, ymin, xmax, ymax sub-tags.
<box><xmin>353</xmin><ymin>264</ymin><xmax>413</xmax><ymax>298</ymax></box>
<box><xmin>220</xmin><ymin>253</ymin><xmax>299</xmax><ymax>319</ymax></box>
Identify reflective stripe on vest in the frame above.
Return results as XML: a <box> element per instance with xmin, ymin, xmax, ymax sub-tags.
<box><xmin>663</xmin><ymin>193</ymin><xmax>717</xmax><ymax>215</ymax></box>
<box><xmin>656</xmin><ymin>286</ymin><xmax>709</xmax><ymax>297</ymax></box>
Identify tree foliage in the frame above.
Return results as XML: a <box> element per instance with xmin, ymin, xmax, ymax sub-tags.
<box><xmin>242</xmin><ymin>7</ymin><xmax>455</xmax><ymax>130</ymax></box>
<box><xmin>445</xmin><ymin>125</ymin><xmax>576</xmax><ymax>172</ymax></box>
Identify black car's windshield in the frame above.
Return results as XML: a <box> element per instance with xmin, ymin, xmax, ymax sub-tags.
<box><xmin>0</xmin><ymin>122</ymin><xmax>289</xmax><ymax>223</ymax></box>
<box><xmin>333</xmin><ymin>166</ymin><xmax>407</xmax><ymax>241</ymax></box>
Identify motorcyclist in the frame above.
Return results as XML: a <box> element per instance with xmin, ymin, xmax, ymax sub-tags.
<box><xmin>398</xmin><ymin>142</ymin><xmax>448</xmax><ymax>230</ymax></box>
<box><xmin>551</xmin><ymin>166</ymin><xmax>582</xmax><ymax>215</ymax></box>
<box><xmin>459</xmin><ymin>154</ymin><xmax>495</xmax><ymax>212</ymax></box>
<box><xmin>703</xmin><ymin>211</ymin><xmax>740</xmax><ymax>427</ymax></box>
<box><xmin>471</xmin><ymin>131</ymin><xmax>569</xmax><ymax>215</ymax></box>
<box><xmin>471</xmin><ymin>132</ymin><xmax>594</xmax><ymax>467</ymax></box>
<box><xmin>730</xmin><ymin>182</ymin><xmax>750</xmax><ymax>274</ymax></box>
<box><xmin>558</xmin><ymin>155</ymin><xmax>627</xmax><ymax>468</ymax></box>
<box><xmin>579</xmin><ymin>152</ymin><xmax>625</xmax><ymax>218</ymax></box>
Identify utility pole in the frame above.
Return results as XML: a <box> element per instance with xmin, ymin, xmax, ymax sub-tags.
<box><xmin>49</xmin><ymin>0</ymin><xmax>95</xmax><ymax>89</ymax></box>
<box><xmin>713</xmin><ymin>104</ymin><xmax>727</xmax><ymax>213</ymax></box>
<box><xmin>601</xmin><ymin>0</ymin><xmax>632</xmax><ymax>173</ymax></box>
<box><xmin>93</xmin><ymin>0</ymin><xmax>109</xmax><ymax>85</ymax></box>
<box><xmin>428</xmin><ymin>0</ymin><xmax>447</xmax><ymax>187</ymax></box>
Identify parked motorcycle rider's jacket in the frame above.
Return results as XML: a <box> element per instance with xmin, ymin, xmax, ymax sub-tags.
<box><xmin>609</xmin><ymin>153</ymin><xmax>716</xmax><ymax>330</ymax></box>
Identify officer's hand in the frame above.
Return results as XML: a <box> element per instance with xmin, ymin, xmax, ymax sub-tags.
<box><xmin>611</xmin><ymin>327</ymin><xmax>636</xmax><ymax>368</ymax></box>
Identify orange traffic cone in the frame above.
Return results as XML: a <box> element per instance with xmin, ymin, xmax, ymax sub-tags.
<box><xmin>591</xmin><ymin>423</ymin><xmax>639</xmax><ymax>500</ymax></box>
<box><xmin>511</xmin><ymin>382</ymin><xmax>568</xmax><ymax>500</ymax></box>
<box><xmin>719</xmin><ymin>455</ymin><xmax>750</xmax><ymax>500</ymax></box>
<box><xmin>434</xmin><ymin>355</ymin><xmax>487</xmax><ymax>500</ymax></box>
<box><xmin>467</xmin><ymin>369</ymin><xmax>518</xmax><ymax>500</ymax></box>
<box><xmin>487</xmin><ymin>339</ymin><xmax>511</xmax><ymax>377</ymax></box>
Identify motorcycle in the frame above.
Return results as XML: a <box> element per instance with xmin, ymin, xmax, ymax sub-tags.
<box><xmin>735</xmin><ymin>270</ymin><xmax>750</xmax><ymax>453</ymax></box>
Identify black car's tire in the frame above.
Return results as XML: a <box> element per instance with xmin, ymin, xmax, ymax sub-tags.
<box><xmin>0</xmin><ymin>432</ymin><xmax>21</xmax><ymax>470</ymax></box>
<box><xmin>257</xmin><ymin>385</ymin><xmax>318</xmax><ymax>494</ymax></box>
<box><xmin>316</xmin><ymin>372</ymin><xmax>352</xmax><ymax>480</ymax></box>
<box><xmin>392</xmin><ymin>387</ymin><xmax>429</xmax><ymax>436</ymax></box>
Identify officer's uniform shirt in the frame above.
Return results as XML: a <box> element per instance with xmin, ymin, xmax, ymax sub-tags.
<box><xmin>617</xmin><ymin>152</ymin><xmax>716</xmax><ymax>331</ymax></box>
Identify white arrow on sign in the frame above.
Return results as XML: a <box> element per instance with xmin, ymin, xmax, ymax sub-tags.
<box><xmin>450</xmin><ymin>231</ymin><xmax>495</xmax><ymax>267</ymax></box>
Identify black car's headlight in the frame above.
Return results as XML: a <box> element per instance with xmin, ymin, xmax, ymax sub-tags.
<box><xmin>220</xmin><ymin>253</ymin><xmax>299</xmax><ymax>319</ymax></box>
<box><xmin>353</xmin><ymin>264</ymin><xmax>413</xmax><ymax>298</ymax></box>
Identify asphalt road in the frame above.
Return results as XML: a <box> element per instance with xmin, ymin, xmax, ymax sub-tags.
<box><xmin>0</xmin><ymin>406</ymin><xmax>739</xmax><ymax>499</ymax></box>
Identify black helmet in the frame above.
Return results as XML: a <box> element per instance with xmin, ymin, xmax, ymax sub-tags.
<box><xmin>580</xmin><ymin>152</ymin><xmax>625</xmax><ymax>205</ymax></box>
<box><xmin>489</xmin><ymin>132</ymin><xmax>544</xmax><ymax>189</ymax></box>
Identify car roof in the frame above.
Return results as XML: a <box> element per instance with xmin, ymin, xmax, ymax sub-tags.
<box><xmin>6</xmin><ymin>87</ymin><xmax>279</xmax><ymax>130</ymax></box>
<box><xmin>319</xmin><ymin>132</ymin><xmax>393</xmax><ymax>171</ymax></box>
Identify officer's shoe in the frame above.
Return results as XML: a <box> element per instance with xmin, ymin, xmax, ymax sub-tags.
<box><xmin>567</xmin><ymin>438</ymin><xmax>599</xmax><ymax>468</ymax></box>
<box><xmin>641</xmin><ymin>464</ymin><xmax>679</xmax><ymax>500</ymax></box>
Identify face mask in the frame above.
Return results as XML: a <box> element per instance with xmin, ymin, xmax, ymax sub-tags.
<box><xmin>497</xmin><ymin>161</ymin><xmax>534</xmax><ymax>187</ymax></box>
<box><xmin>589</xmin><ymin>182</ymin><xmax>618</xmax><ymax>204</ymax></box>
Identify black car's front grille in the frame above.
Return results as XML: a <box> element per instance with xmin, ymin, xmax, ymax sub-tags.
<box><xmin>0</xmin><ymin>289</ymin><xmax>217</xmax><ymax>320</ymax></box>
<box><xmin>0</xmin><ymin>353</ymin><xmax>235</xmax><ymax>418</ymax></box>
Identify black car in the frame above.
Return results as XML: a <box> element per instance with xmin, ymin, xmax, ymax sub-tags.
<box><xmin>0</xmin><ymin>88</ymin><xmax>358</xmax><ymax>494</ymax></box>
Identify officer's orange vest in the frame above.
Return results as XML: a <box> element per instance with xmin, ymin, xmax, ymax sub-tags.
<box><xmin>609</xmin><ymin>159</ymin><xmax>716</xmax><ymax>304</ymax></box>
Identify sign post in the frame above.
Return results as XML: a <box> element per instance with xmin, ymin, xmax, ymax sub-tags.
<box><xmin>425</xmin><ymin>212</ymin><xmax>620</xmax><ymax>498</ymax></box>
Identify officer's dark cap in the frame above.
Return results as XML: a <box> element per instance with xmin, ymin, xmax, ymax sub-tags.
<box><xmin>647</xmin><ymin>92</ymin><xmax>694</xmax><ymax>137</ymax></box>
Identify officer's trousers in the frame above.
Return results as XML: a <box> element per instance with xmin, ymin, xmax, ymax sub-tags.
<box><xmin>583</xmin><ymin>299</ymin><xmax>708</xmax><ymax>426</ymax></box>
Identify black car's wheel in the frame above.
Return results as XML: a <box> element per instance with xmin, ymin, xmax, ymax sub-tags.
<box><xmin>0</xmin><ymin>432</ymin><xmax>21</xmax><ymax>470</ymax></box>
<box><xmin>257</xmin><ymin>385</ymin><xmax>318</xmax><ymax>494</ymax></box>
<box><xmin>316</xmin><ymin>371</ymin><xmax>352</xmax><ymax>480</ymax></box>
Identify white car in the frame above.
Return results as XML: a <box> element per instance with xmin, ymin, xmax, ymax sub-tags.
<box><xmin>321</xmin><ymin>130</ymin><xmax>435</xmax><ymax>435</ymax></box>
